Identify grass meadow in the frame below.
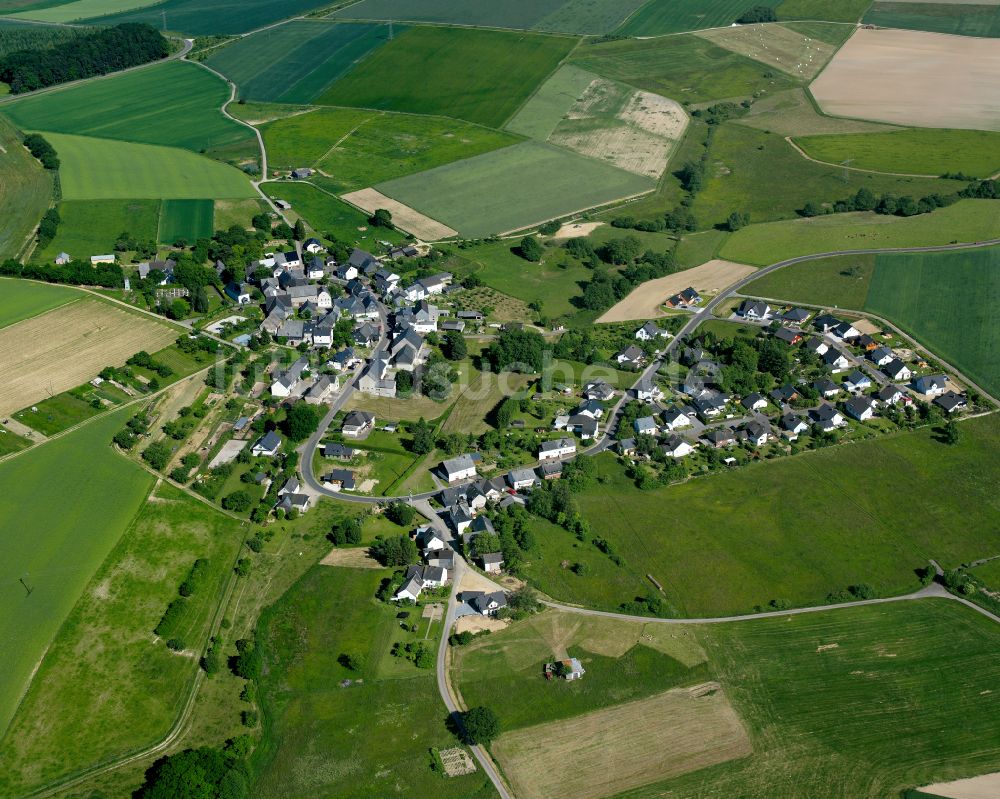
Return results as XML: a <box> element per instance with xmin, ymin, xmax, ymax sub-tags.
<box><xmin>376</xmin><ymin>140</ymin><xmax>654</xmax><ymax>237</ymax></box>
<box><xmin>46</xmin><ymin>133</ymin><xmax>256</xmax><ymax>200</ymax></box>
<box><xmin>0</xmin><ymin>482</ymin><xmax>246</xmax><ymax>796</ymax></box>
<box><xmin>863</xmin><ymin>1</ymin><xmax>1000</xmax><ymax>38</ymax></box>
<box><xmin>205</xmin><ymin>20</ymin><xmax>394</xmax><ymax>105</ymax></box>
<box><xmin>0</xmin><ymin>409</ymin><xmax>154</xmax><ymax>737</ymax></box>
<box><xmin>744</xmin><ymin>252</ymin><xmax>876</xmax><ymax>308</ymax></box>
<box><xmin>0</xmin><ymin>279</ymin><xmax>79</xmax><ymax>327</ymax></box>
<box><xmin>317</xmin><ymin>26</ymin><xmax>576</xmax><ymax>128</ymax></box>
<box><xmin>158</xmin><ymin>199</ymin><xmax>214</xmax><ymax>243</ymax></box>
<box><xmin>795</xmin><ymin>128</ymin><xmax>1000</xmax><ymax>178</ymax></box>
<box><xmin>10</xmin><ymin>0</ymin><xmax>159</xmax><ymax>22</ymax></box>
<box><xmin>260</xmin><ymin>107</ymin><xmax>375</xmax><ymax>169</ymax></box>
<box><xmin>251</xmin><ymin>566</ymin><xmax>496</xmax><ymax>798</ymax></box>
<box><xmin>736</xmin><ymin>87</ymin><xmax>901</xmax><ymax>137</ymax></box>
<box><xmin>80</xmin><ymin>0</ymin><xmax>329</xmax><ymax>34</ymax></box>
<box><xmin>0</xmin><ymin>114</ymin><xmax>52</xmax><ymax>261</ymax></box>
<box><xmin>34</xmin><ymin>200</ymin><xmax>159</xmax><ymax>263</ymax></box>
<box><xmin>3</xmin><ymin>61</ymin><xmax>252</xmax><ymax>153</ymax></box>
<box><xmin>525</xmin><ymin>416</ymin><xmax>1000</xmax><ymax>617</ymax></box>
<box><xmin>719</xmin><ymin>199</ymin><xmax>1000</xmax><ymax>264</ymax></box>
<box><xmin>570</xmin><ymin>34</ymin><xmax>801</xmax><ymax>105</ymax></box>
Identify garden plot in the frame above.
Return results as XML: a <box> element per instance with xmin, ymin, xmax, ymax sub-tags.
<box><xmin>340</xmin><ymin>187</ymin><xmax>457</xmax><ymax>240</ymax></box>
<box><xmin>696</xmin><ymin>22</ymin><xmax>837</xmax><ymax>79</ymax></box>
<box><xmin>811</xmin><ymin>27</ymin><xmax>1000</xmax><ymax>131</ymax></box>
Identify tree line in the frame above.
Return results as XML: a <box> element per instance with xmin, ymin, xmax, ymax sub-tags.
<box><xmin>0</xmin><ymin>23</ymin><xmax>169</xmax><ymax>94</ymax></box>
<box><xmin>0</xmin><ymin>21</ymin><xmax>90</xmax><ymax>59</ymax></box>
<box><xmin>0</xmin><ymin>256</ymin><xmax>123</xmax><ymax>288</ymax></box>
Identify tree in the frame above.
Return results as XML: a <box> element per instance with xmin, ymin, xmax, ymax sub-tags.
<box><xmin>538</xmin><ymin>219</ymin><xmax>560</xmax><ymax>235</ymax></box>
<box><xmin>168</xmin><ymin>298</ymin><xmax>190</xmax><ymax>320</ymax></box>
<box><xmin>292</xmin><ymin>218</ymin><xmax>306</xmax><ymax>241</ymax></box>
<box><xmin>369</xmin><ymin>208</ymin><xmax>393</xmax><ymax>228</ymax></box>
<box><xmin>517</xmin><ymin>235</ymin><xmax>544</xmax><ymax>262</ymax></box>
<box><xmin>598</xmin><ymin>236</ymin><xmax>642</xmax><ymax>265</ymax></box>
<box><xmin>395</xmin><ymin>369</ymin><xmax>413</xmax><ymax>395</ymax></box>
<box><xmin>494</xmin><ymin>396</ymin><xmax>517</xmax><ymax>429</ymax></box>
<box><xmin>486</xmin><ymin>328</ymin><xmax>546</xmax><ymax>372</ymax></box>
<box><xmin>142</xmin><ymin>441</ymin><xmax>172</xmax><ymax>471</ymax></box>
<box><xmin>282</xmin><ymin>402</ymin><xmax>319</xmax><ymax>441</ymax></box>
<box><xmin>385</xmin><ymin>502</ymin><xmax>416</xmax><ymax>526</ymax></box>
<box><xmin>725</xmin><ymin>211</ymin><xmax>750</xmax><ymax>231</ymax></box>
<box><xmin>222</xmin><ymin>490</ymin><xmax>252</xmax><ymax>512</ymax></box>
<box><xmin>943</xmin><ymin>419</ymin><xmax>960</xmax><ymax>445</ymax></box>
<box><xmin>442</xmin><ymin>329</ymin><xmax>467</xmax><ymax>361</ymax></box>
<box><xmin>369</xmin><ymin>535</ymin><xmax>418</xmax><ymax>567</ymax></box>
<box><xmin>410</xmin><ymin>417</ymin><xmax>434</xmax><ymax>454</ymax></box>
<box><xmin>736</xmin><ymin>5</ymin><xmax>777</xmax><ymax>23</ymax></box>
<box><xmin>462</xmin><ymin>706</ymin><xmax>500</xmax><ymax>745</ymax></box>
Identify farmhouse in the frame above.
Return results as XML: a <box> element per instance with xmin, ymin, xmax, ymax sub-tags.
<box><xmin>442</xmin><ymin>453</ymin><xmax>478</xmax><ymax>483</ymax></box>
<box><xmin>539</xmin><ymin>438</ymin><xmax>576</xmax><ymax>461</ymax></box>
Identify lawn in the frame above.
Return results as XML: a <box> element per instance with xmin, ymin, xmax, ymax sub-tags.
<box><xmin>44</xmin><ymin>133</ymin><xmax>256</xmax><ymax>200</ymax></box>
<box><xmin>205</xmin><ymin>20</ymin><xmax>394</xmax><ymax>105</ymax></box>
<box><xmin>865</xmin><ymin>246</ymin><xmax>1000</xmax><ymax>396</ymax></box>
<box><xmin>719</xmin><ymin>199</ymin><xmax>1000</xmax><ymax>265</ymax></box>
<box><xmin>158</xmin><ymin>199</ymin><xmax>214</xmax><ymax>244</ymax></box>
<box><xmin>34</xmin><ymin>199</ymin><xmax>160</xmax><ymax>263</ymax></box>
<box><xmin>693</xmin><ymin>125</ymin><xmax>957</xmax><ymax>229</ymax></box>
<box><xmin>743</xmin><ymin>252</ymin><xmax>875</xmax><ymax>308</ymax></box>
<box><xmin>0</xmin><ymin>409</ymin><xmax>154</xmax><ymax>737</ymax></box>
<box><xmin>317</xmin><ymin>26</ymin><xmax>576</xmax><ymax>129</ymax></box>
<box><xmin>3</xmin><ymin>61</ymin><xmax>251</xmax><ymax>154</ymax></box>
<box><xmin>524</xmin><ymin>416</ymin><xmax>1000</xmax><ymax>617</ymax></box>
<box><xmin>0</xmin><ymin>425</ymin><xmax>30</xmax><ymax>456</ymax></box>
<box><xmin>863</xmin><ymin>1</ymin><xmax>1000</xmax><ymax>38</ymax></box>
<box><xmin>9</xmin><ymin>0</ymin><xmax>159</xmax><ymax>22</ymax></box>
<box><xmin>0</xmin><ymin>279</ymin><xmax>80</xmax><ymax>328</ymax></box>
<box><xmin>0</xmin><ymin>113</ymin><xmax>52</xmax><ymax>261</ymax></box>
<box><xmin>79</xmin><ymin>0</ymin><xmax>332</xmax><ymax>35</ymax></box>
<box><xmin>251</xmin><ymin>566</ymin><xmax>496</xmax><ymax>798</ymax></box>
<box><xmin>0</xmin><ymin>482</ymin><xmax>246</xmax><ymax>796</ymax></box>
<box><xmin>332</xmin><ymin>0</ymin><xmax>649</xmax><ymax>35</ymax></box>
<box><xmin>261</xmin><ymin>181</ymin><xmax>405</xmax><ymax>247</ymax></box>
<box><xmin>570</xmin><ymin>34</ymin><xmax>801</xmax><ymax>106</ymax></box>
<box><xmin>643</xmin><ymin>601</ymin><xmax>1000</xmax><ymax>798</ymax></box>
<box><xmin>795</xmin><ymin>128</ymin><xmax>1000</xmax><ymax>178</ymax></box>
<box><xmin>375</xmin><ymin>140</ymin><xmax>654</xmax><ymax>237</ymax></box>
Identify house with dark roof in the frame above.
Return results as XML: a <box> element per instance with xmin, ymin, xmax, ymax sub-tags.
<box><xmin>844</xmin><ymin>369</ymin><xmax>872</xmax><ymax>393</ymax></box>
<box><xmin>442</xmin><ymin>453</ymin><xmax>478</xmax><ymax>483</ymax></box>
<box><xmin>845</xmin><ymin>395</ymin><xmax>876</xmax><ymax>422</ymax></box>
<box><xmin>342</xmin><ymin>410</ymin><xmax>375</xmax><ymax>438</ymax></box>
<box><xmin>323</xmin><ymin>442</ymin><xmax>355</xmax><ymax>459</ymax></box>
<box><xmin>251</xmin><ymin>430</ymin><xmax>282</xmax><ymax>457</ymax></box>
<box><xmin>913</xmin><ymin>374</ymin><xmax>948</xmax><ymax>396</ymax></box>
<box><xmin>464</xmin><ymin>590</ymin><xmax>507</xmax><ymax>616</ymax></box>
<box><xmin>323</xmin><ymin>469</ymin><xmax>356</xmax><ymax>491</ymax></box>
<box><xmin>781</xmin><ymin>412</ymin><xmax>809</xmax><ymax>439</ymax></box>
<box><xmin>774</xmin><ymin>327</ymin><xmax>802</xmax><ymax>345</ymax></box>
<box><xmin>810</xmin><ymin>404</ymin><xmax>845</xmax><ymax>431</ymax></box>
<box><xmin>736</xmin><ymin>299</ymin><xmax>771</xmax><ymax>320</ymax></box>
<box><xmin>741</xmin><ymin>392</ymin><xmax>767</xmax><ymax>411</ymax></box>
<box><xmin>781</xmin><ymin>308</ymin><xmax>811</xmax><ymax>324</ymax></box>
<box><xmin>934</xmin><ymin>390</ymin><xmax>967</xmax><ymax>414</ymax></box>
<box><xmin>883</xmin><ymin>359</ymin><xmax>912</xmax><ymax>382</ymax></box>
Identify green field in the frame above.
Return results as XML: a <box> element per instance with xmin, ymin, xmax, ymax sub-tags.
<box><xmin>643</xmin><ymin>601</ymin><xmax>1000</xmax><ymax>798</ymax></box>
<box><xmin>570</xmin><ymin>34</ymin><xmax>801</xmax><ymax>106</ymax></box>
<box><xmin>158</xmin><ymin>199</ymin><xmax>214</xmax><ymax>243</ymax></box>
<box><xmin>863</xmin><ymin>1</ymin><xmax>1000</xmax><ymax>37</ymax></box>
<box><xmin>617</xmin><ymin>0</ymin><xmax>779</xmax><ymax>35</ymax></box>
<box><xmin>524</xmin><ymin>416</ymin><xmax>1000</xmax><ymax>617</ymax></box>
<box><xmin>263</xmin><ymin>181</ymin><xmax>405</xmax><ymax>246</ymax></box>
<box><xmin>736</xmin><ymin>87</ymin><xmax>902</xmax><ymax>138</ymax></box>
<box><xmin>795</xmin><ymin>128</ymin><xmax>1000</xmax><ymax>178</ymax></box>
<box><xmin>506</xmin><ymin>64</ymin><xmax>596</xmax><ymax>141</ymax></box>
<box><xmin>317</xmin><ymin>26</ymin><xmax>576</xmax><ymax>128</ymax></box>
<box><xmin>251</xmin><ymin>566</ymin><xmax>496</xmax><ymax>798</ymax></box>
<box><xmin>45</xmin><ymin>133</ymin><xmax>256</xmax><ymax>200</ymax></box>
<box><xmin>205</xmin><ymin>20</ymin><xmax>394</xmax><ymax>104</ymax></box>
<box><xmin>866</xmin><ymin>246</ymin><xmax>1000</xmax><ymax>396</ymax></box>
<box><xmin>376</xmin><ymin>140</ymin><xmax>654</xmax><ymax>237</ymax></box>
<box><xmin>777</xmin><ymin>0</ymin><xmax>875</xmax><ymax>22</ymax></box>
<box><xmin>34</xmin><ymin>199</ymin><xmax>159</xmax><ymax>262</ymax></box>
<box><xmin>332</xmin><ymin>0</ymin><xmax>649</xmax><ymax>34</ymax></box>
<box><xmin>10</xmin><ymin>0</ymin><xmax>159</xmax><ymax>22</ymax></box>
<box><xmin>719</xmin><ymin>199</ymin><xmax>1000</xmax><ymax>264</ymax></box>
<box><xmin>0</xmin><ymin>482</ymin><xmax>245</xmax><ymax>796</ymax></box>
<box><xmin>3</xmin><ymin>61</ymin><xmax>252</xmax><ymax>153</ymax></box>
<box><xmin>0</xmin><ymin>278</ymin><xmax>79</xmax><ymax>328</ymax></box>
<box><xmin>693</xmin><ymin>125</ymin><xmax>957</xmax><ymax>228</ymax></box>
<box><xmin>0</xmin><ymin>114</ymin><xmax>51</xmax><ymax>261</ymax></box>
<box><xmin>80</xmin><ymin>0</ymin><xmax>331</xmax><ymax>35</ymax></box>
<box><xmin>744</xmin><ymin>252</ymin><xmax>875</xmax><ymax>307</ymax></box>
<box><xmin>0</xmin><ymin>409</ymin><xmax>154</xmax><ymax>737</ymax></box>
<box><xmin>261</xmin><ymin>107</ymin><xmax>520</xmax><ymax>189</ymax></box>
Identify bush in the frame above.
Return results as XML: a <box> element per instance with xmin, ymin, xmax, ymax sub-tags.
<box><xmin>385</xmin><ymin>502</ymin><xmax>416</xmax><ymax>526</ymax></box>
<box><xmin>222</xmin><ymin>490</ymin><xmax>252</xmax><ymax>512</ymax></box>
<box><xmin>538</xmin><ymin>219</ymin><xmax>561</xmax><ymax>235</ymax></box>
<box><xmin>179</xmin><ymin>558</ymin><xmax>210</xmax><ymax>597</ymax></box>
<box><xmin>736</xmin><ymin>5</ymin><xmax>777</xmax><ymax>23</ymax></box>
<box><xmin>166</xmin><ymin>638</ymin><xmax>185</xmax><ymax>651</ymax></box>
<box><xmin>517</xmin><ymin>235</ymin><xmax>544</xmax><ymax>262</ymax></box>
<box><xmin>461</xmin><ymin>706</ymin><xmax>500</xmax><ymax>745</ymax></box>
<box><xmin>142</xmin><ymin>440</ymin><xmax>172</xmax><ymax>471</ymax></box>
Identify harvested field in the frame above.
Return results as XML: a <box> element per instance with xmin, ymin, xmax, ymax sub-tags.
<box><xmin>811</xmin><ymin>28</ymin><xmax>1000</xmax><ymax>131</ymax></box>
<box><xmin>319</xmin><ymin>546</ymin><xmax>383</xmax><ymax>569</ymax></box>
<box><xmin>697</xmin><ymin>22</ymin><xmax>836</xmax><ymax>79</ymax></box>
<box><xmin>0</xmin><ymin>300</ymin><xmax>176</xmax><ymax>417</ymax></box>
<box><xmin>597</xmin><ymin>259</ymin><xmax>756</xmax><ymax>322</ymax></box>
<box><xmin>920</xmin><ymin>771</ymin><xmax>1000</xmax><ymax>799</ymax></box>
<box><xmin>492</xmin><ymin>685</ymin><xmax>751</xmax><ymax>799</ymax></box>
<box><xmin>341</xmin><ymin>187</ymin><xmax>457</xmax><ymax>240</ymax></box>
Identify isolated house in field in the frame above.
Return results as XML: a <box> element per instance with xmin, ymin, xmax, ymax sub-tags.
<box><xmin>291</xmin><ymin>167</ymin><xmax>313</xmax><ymax>179</ymax></box>
<box><xmin>251</xmin><ymin>430</ymin><xmax>282</xmax><ymax>457</ymax></box>
<box><xmin>442</xmin><ymin>453</ymin><xmax>478</xmax><ymax>484</ymax></box>
<box><xmin>545</xmin><ymin>657</ymin><xmax>586</xmax><ymax>681</ymax></box>
<box><xmin>55</xmin><ymin>252</ymin><xmax>71</xmax><ymax>265</ymax></box>
<box><xmin>666</xmin><ymin>287</ymin><xmax>701</xmax><ymax>308</ymax></box>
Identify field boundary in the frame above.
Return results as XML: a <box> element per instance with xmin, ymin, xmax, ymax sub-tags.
<box><xmin>785</xmin><ymin>136</ymin><xmax>939</xmax><ymax>178</ymax></box>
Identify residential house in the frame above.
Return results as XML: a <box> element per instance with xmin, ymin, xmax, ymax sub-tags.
<box><xmin>704</xmin><ymin>429</ymin><xmax>736</xmax><ymax>448</ymax></box>
<box><xmin>567</xmin><ymin>414</ymin><xmax>599</xmax><ymax>440</ymax></box>
<box><xmin>303</xmin><ymin>374</ymin><xmax>337</xmax><ymax>404</ymax></box>
<box><xmin>540</xmin><ymin>460</ymin><xmax>562</xmax><ymax>480</ymax></box>
<box><xmin>342</xmin><ymin>410</ymin><xmax>375</xmax><ymax>438</ymax></box>
<box><xmin>323</xmin><ymin>442</ymin><xmax>355</xmax><ymax>459</ymax></box>
<box><xmin>277</xmin><ymin>493</ymin><xmax>311</xmax><ymax>513</ymax></box>
<box><xmin>323</xmin><ymin>469</ymin><xmax>356</xmax><ymax>491</ymax></box>
<box><xmin>465</xmin><ymin>590</ymin><xmax>507</xmax><ymax>616</ymax></box>
<box><xmin>573</xmin><ymin>400</ymin><xmax>604</xmax><ymax>419</ymax></box>
<box><xmin>665</xmin><ymin>287</ymin><xmax>701</xmax><ymax>308</ymax></box>
<box><xmin>617</xmin><ymin>438</ymin><xmax>637</xmax><ymax>456</ymax></box>
<box><xmin>353</xmin><ymin>321</ymin><xmax>380</xmax><ymax>347</ymax></box>
<box><xmin>845</xmin><ymin>396</ymin><xmax>876</xmax><ymax>422</ymax></box>
<box><xmin>741</xmin><ymin>392</ymin><xmax>768</xmax><ymax>412</ymax></box>
<box><xmin>831</xmin><ymin>321</ymin><xmax>861</xmax><ymax>341</ymax></box>
<box><xmin>393</xmin><ymin>574</ymin><xmax>423</xmax><ymax>602</ymax></box>
<box><xmin>883</xmin><ymin>359</ymin><xmax>912</xmax><ymax>383</ymax></box>
<box><xmin>480</xmin><ymin>552</ymin><xmax>504</xmax><ymax>573</ymax></box>
<box><xmin>662</xmin><ymin>408</ymin><xmax>692</xmax><ymax>431</ymax></box>
<box><xmin>251</xmin><ymin>430</ymin><xmax>282</xmax><ymax>457</ymax></box>
<box><xmin>813</xmin><ymin>378</ymin><xmax>840</xmax><ymax>399</ymax></box>
<box><xmin>781</xmin><ymin>308</ymin><xmax>811</xmax><ymax>324</ymax></box>
<box><xmin>291</xmin><ymin>167</ymin><xmax>313</xmax><ymax>179</ymax></box>
<box><xmin>635</xmin><ymin>321</ymin><xmax>670</xmax><ymax>341</ymax></box>
<box><xmin>539</xmin><ymin>438</ymin><xmax>576</xmax><ymax>461</ymax></box>
<box><xmin>877</xmin><ymin>384</ymin><xmax>908</xmax><ymax>406</ymax></box>
<box><xmin>773</xmin><ymin>327</ymin><xmax>802</xmax><ymax>345</ymax></box>
<box><xmin>691</xmin><ymin>391</ymin><xmax>728</xmax><ymax>420</ymax></box>
<box><xmin>635</xmin><ymin>378</ymin><xmax>664</xmax><ymax>402</ymax></box>
<box><xmin>736</xmin><ymin>299</ymin><xmax>771</xmax><ymax>320</ymax></box>
<box><xmin>225</xmin><ymin>282</ymin><xmax>253</xmax><ymax>304</ymax></box>
<box><xmin>448</xmin><ymin>501</ymin><xmax>474</xmax><ymax>535</ymax></box>
<box><xmin>743</xmin><ymin>420</ymin><xmax>770</xmax><ymax>446</ymax></box>
<box><xmin>661</xmin><ymin>435</ymin><xmax>695</xmax><ymax>458</ymax></box>
<box><xmin>303</xmin><ymin>237</ymin><xmax>323</xmax><ymax>254</ymax></box>
<box><xmin>810</xmin><ymin>404</ymin><xmax>845</xmax><ymax>431</ymax></box>
<box><xmin>615</xmin><ymin>345</ymin><xmax>645</xmax><ymax>368</ymax></box>
<box><xmin>813</xmin><ymin>314</ymin><xmax>843</xmax><ymax>333</ymax></box>
<box><xmin>857</xmin><ymin>334</ymin><xmax>878</xmax><ymax>351</ymax></box>
<box><xmin>781</xmin><ymin>412</ymin><xmax>809</xmax><ymax>440</ymax></box>
<box><xmin>869</xmin><ymin>346</ymin><xmax>895</xmax><ymax>367</ymax></box>
<box><xmin>771</xmin><ymin>384</ymin><xmax>800</xmax><ymax>404</ymax></box>
<box><xmin>329</xmin><ymin>347</ymin><xmax>360</xmax><ymax>372</ymax></box>
<box><xmin>508</xmin><ymin>468</ymin><xmax>537</xmax><ymax>490</ymax></box>
<box><xmin>357</xmin><ymin>350</ymin><xmax>396</xmax><ymax>397</ymax></box>
<box><xmin>583</xmin><ymin>380</ymin><xmax>615</xmax><ymax>402</ymax></box>
<box><xmin>348</xmin><ymin>248</ymin><xmax>380</xmax><ymax>274</ymax></box>
<box><xmin>934</xmin><ymin>390</ymin><xmax>967</xmax><ymax>414</ymax></box>
<box><xmin>913</xmin><ymin>374</ymin><xmax>948</xmax><ymax>396</ymax></box>
<box><xmin>634</xmin><ymin>416</ymin><xmax>658</xmax><ymax>436</ymax></box>
<box><xmin>804</xmin><ymin>336</ymin><xmax>829</xmax><ymax>357</ymax></box>
<box><xmin>442</xmin><ymin>454</ymin><xmax>478</xmax><ymax>483</ymax></box>
<box><xmin>822</xmin><ymin>348</ymin><xmax>850</xmax><ymax>373</ymax></box>
<box><xmin>270</xmin><ymin>357</ymin><xmax>309</xmax><ymax>398</ymax></box>
<box><xmin>457</xmin><ymin>310</ymin><xmax>484</xmax><ymax>322</ymax></box>
<box><xmin>844</xmin><ymin>369</ymin><xmax>872</xmax><ymax>393</ymax></box>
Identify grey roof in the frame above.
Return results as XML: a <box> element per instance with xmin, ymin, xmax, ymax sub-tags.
<box><xmin>540</xmin><ymin>438</ymin><xmax>575</xmax><ymax>453</ymax></box>
<box><xmin>343</xmin><ymin>410</ymin><xmax>375</xmax><ymax>428</ymax></box>
<box><xmin>323</xmin><ymin>442</ymin><xmax>355</xmax><ymax>458</ymax></box>
<box><xmin>442</xmin><ymin>453</ymin><xmax>477</xmax><ymax>477</ymax></box>
<box><xmin>255</xmin><ymin>430</ymin><xmax>281</xmax><ymax>452</ymax></box>
<box><xmin>481</xmin><ymin>552</ymin><xmax>503</xmax><ymax>566</ymax></box>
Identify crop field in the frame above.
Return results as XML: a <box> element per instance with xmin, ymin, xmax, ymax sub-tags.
<box><xmin>375</xmin><ymin>140</ymin><xmax>654</xmax><ymax>237</ymax></box>
<box><xmin>0</xmin><ymin>298</ymin><xmax>176</xmax><ymax>417</ymax></box>
<box><xmin>864</xmin><ymin>1</ymin><xmax>1000</xmax><ymax>38</ymax></box>
<box><xmin>777</xmin><ymin>0</ymin><xmax>875</xmax><ymax>21</ymax></box>
<box><xmin>811</xmin><ymin>28</ymin><xmax>1000</xmax><ymax>131</ymax></box>
<box><xmin>695</xmin><ymin>22</ymin><xmax>838</xmax><ymax>79</ymax></box>
<box><xmin>866</xmin><ymin>246</ymin><xmax>1000</xmax><ymax>396</ymax></box>
<box><xmin>317</xmin><ymin>26</ymin><xmax>576</xmax><ymax>129</ymax></box>
<box><xmin>252</xmin><ymin>566</ymin><xmax>496</xmax><ymax>798</ymax></box>
<box><xmin>213</xmin><ymin>198</ymin><xmax>267</xmax><ymax>230</ymax></box>
<box><xmin>342</xmin><ymin>186</ymin><xmax>457</xmax><ymax>240</ymax></box>
<box><xmin>794</xmin><ymin>128</ymin><xmax>1000</xmax><ymax>178</ymax></box>
<box><xmin>617</xmin><ymin>0</ymin><xmax>780</xmax><ymax>35</ymax></box>
<box><xmin>0</xmin><ymin>114</ymin><xmax>52</xmax><ymax>261</ymax></box>
<box><xmin>205</xmin><ymin>20</ymin><xmax>394</xmax><ymax>105</ymax></box>
<box><xmin>45</xmin><ymin>133</ymin><xmax>256</xmax><ymax>200</ymax></box>
<box><xmin>525</xmin><ymin>416</ymin><xmax>1000</xmax><ymax>616</ymax></box>
<box><xmin>0</xmin><ymin>483</ymin><xmax>245</xmax><ymax>796</ymax></box>
<box><xmin>719</xmin><ymin>198</ymin><xmax>1000</xmax><ymax>264</ymax></box>
<box><xmin>260</xmin><ymin>107</ymin><xmax>375</xmax><ymax>170</ymax></box>
<box><xmin>736</xmin><ymin>87</ymin><xmax>903</xmax><ymax>137</ymax></box>
<box><xmin>9</xmin><ymin>0</ymin><xmax>158</xmax><ymax>22</ymax></box>
<box><xmin>0</xmin><ymin>409</ymin><xmax>153</xmax><ymax>737</ymax></box>
<box><xmin>643</xmin><ymin>601</ymin><xmax>1000</xmax><ymax>798</ymax></box>
<box><xmin>79</xmin><ymin>0</ymin><xmax>331</xmax><ymax>35</ymax></box>
<box><xmin>693</xmin><ymin>125</ymin><xmax>956</xmax><ymax>228</ymax></box>
<box><xmin>3</xmin><ymin>61</ymin><xmax>251</xmax><ymax>153</ymax></box>
<box><xmin>158</xmin><ymin>199</ymin><xmax>214</xmax><ymax>243</ymax></box>
<box><xmin>0</xmin><ymin>279</ymin><xmax>79</xmax><ymax>328</ymax></box>
<box><xmin>506</xmin><ymin>64</ymin><xmax>596</xmax><ymax>141</ymax></box>
<box><xmin>332</xmin><ymin>0</ymin><xmax>649</xmax><ymax>35</ymax></box>
<box><xmin>743</xmin><ymin>252</ymin><xmax>876</xmax><ymax>307</ymax></box>
<box><xmin>570</xmin><ymin>34</ymin><xmax>801</xmax><ymax>106</ymax></box>
<box><xmin>34</xmin><ymin>199</ymin><xmax>159</xmax><ymax>263</ymax></box>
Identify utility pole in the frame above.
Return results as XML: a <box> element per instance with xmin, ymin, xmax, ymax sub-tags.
<box><xmin>841</xmin><ymin>158</ymin><xmax>853</xmax><ymax>184</ymax></box>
